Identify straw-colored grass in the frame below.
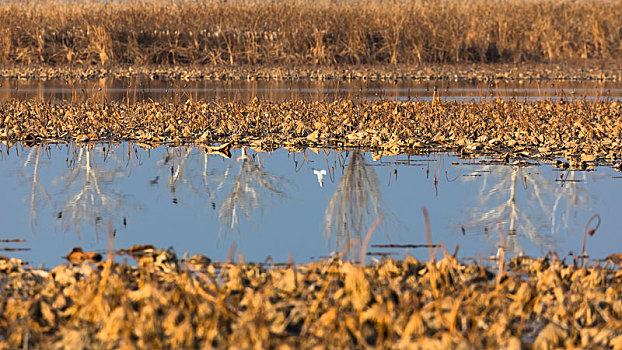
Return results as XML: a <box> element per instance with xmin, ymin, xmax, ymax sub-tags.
<box><xmin>1</xmin><ymin>0</ymin><xmax>622</xmax><ymax>67</ymax></box>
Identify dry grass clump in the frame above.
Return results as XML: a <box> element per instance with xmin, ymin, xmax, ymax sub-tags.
<box><xmin>1</xmin><ymin>0</ymin><xmax>622</xmax><ymax>67</ymax></box>
<box><xmin>2</xmin><ymin>99</ymin><xmax>622</xmax><ymax>167</ymax></box>
<box><xmin>1</xmin><ymin>250</ymin><xmax>622</xmax><ymax>348</ymax></box>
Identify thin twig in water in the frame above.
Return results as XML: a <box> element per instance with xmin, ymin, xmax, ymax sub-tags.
<box><xmin>336</xmin><ymin>238</ymin><xmax>353</xmax><ymax>261</ymax></box>
<box><xmin>226</xmin><ymin>242</ymin><xmax>237</xmax><ymax>264</ymax></box>
<box><xmin>107</xmin><ymin>219</ymin><xmax>114</xmax><ymax>262</ymax></box>
<box><xmin>360</xmin><ymin>215</ymin><xmax>383</xmax><ymax>265</ymax></box>
<box><xmin>497</xmin><ymin>223</ymin><xmax>505</xmax><ymax>287</ymax></box>
<box><xmin>372</xmin><ymin>244</ymin><xmax>439</xmax><ymax>249</ymax></box>
<box><xmin>422</xmin><ymin>207</ymin><xmax>435</xmax><ymax>263</ymax></box>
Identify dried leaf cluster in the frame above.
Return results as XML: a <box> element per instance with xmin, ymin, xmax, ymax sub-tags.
<box><xmin>1</xmin><ymin>62</ymin><xmax>621</xmax><ymax>82</ymax></box>
<box><xmin>2</xmin><ymin>99</ymin><xmax>622</xmax><ymax>168</ymax></box>
<box><xmin>1</xmin><ymin>251</ymin><xmax>622</xmax><ymax>348</ymax></box>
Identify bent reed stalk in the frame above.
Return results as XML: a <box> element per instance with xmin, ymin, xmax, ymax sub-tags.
<box><xmin>1</xmin><ymin>0</ymin><xmax>622</xmax><ymax>67</ymax></box>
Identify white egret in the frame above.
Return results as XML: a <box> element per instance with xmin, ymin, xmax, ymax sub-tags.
<box><xmin>313</xmin><ymin>168</ymin><xmax>327</xmax><ymax>187</ymax></box>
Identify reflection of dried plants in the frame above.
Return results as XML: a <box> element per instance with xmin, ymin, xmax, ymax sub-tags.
<box><xmin>464</xmin><ymin>165</ymin><xmax>589</xmax><ymax>256</ymax></box>
<box><xmin>54</xmin><ymin>147</ymin><xmax>127</xmax><ymax>236</ymax></box>
<box><xmin>22</xmin><ymin>145</ymin><xmax>51</xmax><ymax>230</ymax></box>
<box><xmin>164</xmin><ymin>148</ymin><xmax>199</xmax><ymax>202</ymax></box>
<box><xmin>325</xmin><ymin>151</ymin><xmax>382</xmax><ymax>252</ymax></box>
<box><xmin>550</xmin><ymin>170</ymin><xmax>589</xmax><ymax>236</ymax></box>
<box><xmin>158</xmin><ymin>146</ymin><xmax>285</xmax><ymax>234</ymax></box>
<box><xmin>216</xmin><ymin>148</ymin><xmax>285</xmax><ymax>233</ymax></box>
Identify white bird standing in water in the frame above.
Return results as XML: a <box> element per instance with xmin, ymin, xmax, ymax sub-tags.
<box><xmin>313</xmin><ymin>168</ymin><xmax>327</xmax><ymax>187</ymax></box>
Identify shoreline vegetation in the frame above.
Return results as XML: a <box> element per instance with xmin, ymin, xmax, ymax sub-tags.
<box><xmin>2</xmin><ymin>99</ymin><xmax>622</xmax><ymax>168</ymax></box>
<box><xmin>1</xmin><ymin>251</ymin><xmax>622</xmax><ymax>348</ymax></box>
<box><xmin>1</xmin><ymin>0</ymin><xmax>622</xmax><ymax>79</ymax></box>
<box><xmin>1</xmin><ymin>61</ymin><xmax>622</xmax><ymax>81</ymax></box>
<box><xmin>0</xmin><ymin>60</ymin><xmax>622</xmax><ymax>83</ymax></box>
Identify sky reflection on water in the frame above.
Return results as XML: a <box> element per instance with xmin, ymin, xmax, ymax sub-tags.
<box><xmin>1</xmin><ymin>142</ymin><xmax>620</xmax><ymax>268</ymax></box>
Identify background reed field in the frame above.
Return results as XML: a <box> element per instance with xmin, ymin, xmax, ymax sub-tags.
<box><xmin>1</xmin><ymin>0</ymin><xmax>622</xmax><ymax>67</ymax></box>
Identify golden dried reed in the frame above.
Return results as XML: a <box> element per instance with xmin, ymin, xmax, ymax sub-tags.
<box><xmin>1</xmin><ymin>0</ymin><xmax>622</xmax><ymax>66</ymax></box>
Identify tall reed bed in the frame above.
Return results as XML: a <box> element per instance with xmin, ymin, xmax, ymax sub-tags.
<box><xmin>1</xmin><ymin>0</ymin><xmax>621</xmax><ymax>66</ymax></box>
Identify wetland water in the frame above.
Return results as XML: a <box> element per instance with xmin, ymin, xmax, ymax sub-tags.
<box><xmin>2</xmin><ymin>79</ymin><xmax>622</xmax><ymax>268</ymax></box>
<box><xmin>3</xmin><ymin>78</ymin><xmax>622</xmax><ymax>102</ymax></box>
<box><xmin>1</xmin><ymin>142</ymin><xmax>620</xmax><ymax>268</ymax></box>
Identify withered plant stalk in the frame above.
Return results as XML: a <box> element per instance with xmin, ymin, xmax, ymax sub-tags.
<box><xmin>0</xmin><ymin>0</ymin><xmax>621</xmax><ymax>66</ymax></box>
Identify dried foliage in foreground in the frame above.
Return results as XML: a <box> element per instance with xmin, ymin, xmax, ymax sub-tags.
<box><xmin>1</xmin><ymin>251</ymin><xmax>622</xmax><ymax>349</ymax></box>
<box><xmin>1</xmin><ymin>0</ymin><xmax>622</xmax><ymax>66</ymax></box>
<box><xmin>2</xmin><ymin>99</ymin><xmax>622</xmax><ymax>167</ymax></box>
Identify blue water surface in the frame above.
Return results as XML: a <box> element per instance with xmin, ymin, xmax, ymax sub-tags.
<box><xmin>0</xmin><ymin>142</ymin><xmax>620</xmax><ymax>268</ymax></box>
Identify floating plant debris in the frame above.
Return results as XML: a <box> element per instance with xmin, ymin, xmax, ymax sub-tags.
<box><xmin>0</xmin><ymin>239</ymin><xmax>29</xmax><ymax>252</ymax></box>
<box><xmin>0</xmin><ymin>239</ymin><xmax>25</xmax><ymax>243</ymax></box>
<box><xmin>2</xmin><ymin>99</ymin><xmax>622</xmax><ymax>170</ymax></box>
<box><xmin>372</xmin><ymin>244</ymin><xmax>441</xmax><ymax>249</ymax></box>
<box><xmin>2</xmin><ymin>62</ymin><xmax>622</xmax><ymax>82</ymax></box>
<box><xmin>62</xmin><ymin>247</ymin><xmax>102</xmax><ymax>264</ymax></box>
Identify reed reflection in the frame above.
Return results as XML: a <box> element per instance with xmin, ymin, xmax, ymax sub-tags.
<box><xmin>22</xmin><ymin>145</ymin><xmax>51</xmax><ymax>230</ymax></box>
<box><xmin>161</xmin><ymin>147</ymin><xmax>286</xmax><ymax>235</ymax></box>
<box><xmin>161</xmin><ymin>147</ymin><xmax>197</xmax><ymax>204</ymax></box>
<box><xmin>463</xmin><ymin>164</ymin><xmax>589</xmax><ymax>256</ymax></box>
<box><xmin>216</xmin><ymin>148</ymin><xmax>285</xmax><ymax>233</ymax></box>
<box><xmin>325</xmin><ymin>150</ymin><xmax>383</xmax><ymax>252</ymax></box>
<box><xmin>54</xmin><ymin>146</ymin><xmax>129</xmax><ymax>237</ymax></box>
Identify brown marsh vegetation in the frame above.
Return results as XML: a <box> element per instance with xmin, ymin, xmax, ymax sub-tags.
<box><xmin>3</xmin><ymin>0</ymin><xmax>622</xmax><ymax>347</ymax></box>
<box><xmin>2</xmin><ymin>99</ymin><xmax>622</xmax><ymax>168</ymax></box>
<box><xmin>1</xmin><ymin>0</ymin><xmax>622</xmax><ymax>67</ymax></box>
<box><xmin>2</xmin><ymin>248</ymin><xmax>622</xmax><ymax>348</ymax></box>
<box><xmin>2</xmin><ymin>61</ymin><xmax>622</xmax><ymax>81</ymax></box>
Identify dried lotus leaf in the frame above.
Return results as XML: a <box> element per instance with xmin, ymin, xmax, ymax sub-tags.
<box><xmin>306</xmin><ymin>130</ymin><xmax>320</xmax><ymax>142</ymax></box>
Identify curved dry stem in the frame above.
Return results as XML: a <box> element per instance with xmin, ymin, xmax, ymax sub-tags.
<box><xmin>580</xmin><ymin>213</ymin><xmax>601</xmax><ymax>266</ymax></box>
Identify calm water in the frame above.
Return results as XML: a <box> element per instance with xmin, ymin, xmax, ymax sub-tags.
<box><xmin>2</xmin><ymin>78</ymin><xmax>622</xmax><ymax>102</ymax></box>
<box><xmin>0</xmin><ymin>142</ymin><xmax>620</xmax><ymax>268</ymax></box>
